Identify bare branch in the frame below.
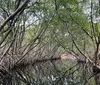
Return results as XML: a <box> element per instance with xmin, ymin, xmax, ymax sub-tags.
<box><xmin>0</xmin><ymin>0</ymin><xmax>30</xmax><ymax>31</ymax></box>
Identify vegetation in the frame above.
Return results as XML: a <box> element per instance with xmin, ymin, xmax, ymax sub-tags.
<box><xmin>0</xmin><ymin>0</ymin><xmax>100</xmax><ymax>85</ymax></box>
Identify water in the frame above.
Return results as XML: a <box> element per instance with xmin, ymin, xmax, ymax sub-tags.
<box><xmin>0</xmin><ymin>59</ymin><xmax>96</xmax><ymax>85</ymax></box>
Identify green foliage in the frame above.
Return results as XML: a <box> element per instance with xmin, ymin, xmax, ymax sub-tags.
<box><xmin>0</xmin><ymin>0</ymin><xmax>99</xmax><ymax>85</ymax></box>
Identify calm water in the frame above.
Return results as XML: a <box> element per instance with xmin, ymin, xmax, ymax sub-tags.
<box><xmin>1</xmin><ymin>59</ymin><xmax>95</xmax><ymax>85</ymax></box>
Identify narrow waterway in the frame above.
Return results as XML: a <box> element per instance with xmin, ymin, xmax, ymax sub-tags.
<box><xmin>1</xmin><ymin>58</ymin><xmax>96</xmax><ymax>85</ymax></box>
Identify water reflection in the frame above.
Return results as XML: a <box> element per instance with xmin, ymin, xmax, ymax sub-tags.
<box><xmin>1</xmin><ymin>59</ymin><xmax>95</xmax><ymax>85</ymax></box>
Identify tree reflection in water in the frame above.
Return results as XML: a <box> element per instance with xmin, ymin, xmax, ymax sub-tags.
<box><xmin>0</xmin><ymin>59</ymin><xmax>96</xmax><ymax>85</ymax></box>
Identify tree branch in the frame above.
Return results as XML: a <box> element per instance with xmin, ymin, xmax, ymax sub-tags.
<box><xmin>0</xmin><ymin>0</ymin><xmax>30</xmax><ymax>31</ymax></box>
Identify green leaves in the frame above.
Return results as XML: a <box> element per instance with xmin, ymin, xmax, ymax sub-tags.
<box><xmin>0</xmin><ymin>0</ymin><xmax>99</xmax><ymax>85</ymax></box>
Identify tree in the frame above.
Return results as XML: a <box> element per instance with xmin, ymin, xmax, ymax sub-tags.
<box><xmin>0</xmin><ymin>0</ymin><xmax>100</xmax><ymax>85</ymax></box>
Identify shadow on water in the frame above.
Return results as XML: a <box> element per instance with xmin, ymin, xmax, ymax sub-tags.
<box><xmin>0</xmin><ymin>59</ymin><xmax>98</xmax><ymax>85</ymax></box>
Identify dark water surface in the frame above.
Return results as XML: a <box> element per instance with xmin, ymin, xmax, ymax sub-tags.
<box><xmin>0</xmin><ymin>59</ymin><xmax>96</xmax><ymax>85</ymax></box>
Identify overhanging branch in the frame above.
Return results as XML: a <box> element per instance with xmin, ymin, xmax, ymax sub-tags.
<box><xmin>0</xmin><ymin>0</ymin><xmax>30</xmax><ymax>31</ymax></box>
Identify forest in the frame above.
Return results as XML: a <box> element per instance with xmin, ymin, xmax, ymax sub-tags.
<box><xmin>0</xmin><ymin>0</ymin><xmax>100</xmax><ymax>85</ymax></box>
